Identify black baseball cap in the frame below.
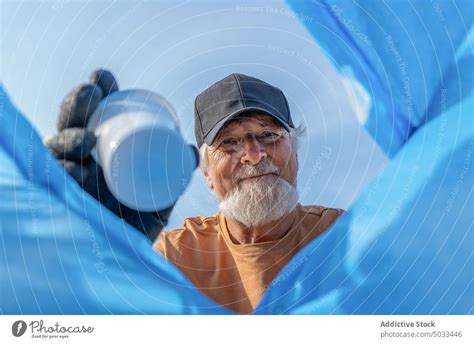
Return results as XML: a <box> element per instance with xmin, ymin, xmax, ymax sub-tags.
<box><xmin>194</xmin><ymin>73</ymin><xmax>294</xmax><ymax>147</ymax></box>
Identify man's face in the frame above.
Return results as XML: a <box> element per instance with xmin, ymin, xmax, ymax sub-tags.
<box><xmin>204</xmin><ymin>113</ymin><xmax>298</xmax><ymax>201</ymax></box>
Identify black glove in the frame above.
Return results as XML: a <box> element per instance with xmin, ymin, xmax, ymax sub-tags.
<box><xmin>45</xmin><ymin>69</ymin><xmax>173</xmax><ymax>242</ymax></box>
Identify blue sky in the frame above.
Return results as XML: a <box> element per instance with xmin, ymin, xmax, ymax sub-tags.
<box><xmin>1</xmin><ymin>0</ymin><xmax>387</xmax><ymax>230</ymax></box>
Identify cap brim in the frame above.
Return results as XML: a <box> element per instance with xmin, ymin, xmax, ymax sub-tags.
<box><xmin>203</xmin><ymin>107</ymin><xmax>291</xmax><ymax>146</ymax></box>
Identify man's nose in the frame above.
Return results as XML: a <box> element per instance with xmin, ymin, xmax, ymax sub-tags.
<box><xmin>240</xmin><ymin>138</ymin><xmax>267</xmax><ymax>165</ymax></box>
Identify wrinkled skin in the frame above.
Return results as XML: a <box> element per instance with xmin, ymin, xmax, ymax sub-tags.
<box><xmin>45</xmin><ymin>69</ymin><xmax>172</xmax><ymax>242</ymax></box>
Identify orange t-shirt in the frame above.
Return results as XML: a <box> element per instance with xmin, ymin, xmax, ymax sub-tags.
<box><xmin>153</xmin><ymin>204</ymin><xmax>343</xmax><ymax>314</ymax></box>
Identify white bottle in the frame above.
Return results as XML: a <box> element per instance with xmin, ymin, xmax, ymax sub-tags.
<box><xmin>87</xmin><ymin>89</ymin><xmax>196</xmax><ymax>212</ymax></box>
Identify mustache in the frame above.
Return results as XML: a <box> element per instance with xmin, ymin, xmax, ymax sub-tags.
<box><xmin>233</xmin><ymin>160</ymin><xmax>280</xmax><ymax>183</ymax></box>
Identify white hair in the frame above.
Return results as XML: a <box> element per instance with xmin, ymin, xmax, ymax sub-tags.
<box><xmin>199</xmin><ymin>124</ymin><xmax>306</xmax><ymax>172</ymax></box>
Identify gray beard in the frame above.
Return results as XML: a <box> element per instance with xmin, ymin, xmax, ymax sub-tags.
<box><xmin>219</xmin><ymin>161</ymin><xmax>299</xmax><ymax>228</ymax></box>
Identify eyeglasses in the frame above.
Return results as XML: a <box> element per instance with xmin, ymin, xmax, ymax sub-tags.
<box><xmin>211</xmin><ymin>128</ymin><xmax>289</xmax><ymax>157</ymax></box>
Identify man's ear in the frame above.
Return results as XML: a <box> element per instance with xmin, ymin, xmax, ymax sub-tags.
<box><xmin>203</xmin><ymin>170</ymin><xmax>214</xmax><ymax>190</ymax></box>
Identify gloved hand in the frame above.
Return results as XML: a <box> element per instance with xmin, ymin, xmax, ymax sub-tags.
<box><xmin>45</xmin><ymin>69</ymin><xmax>173</xmax><ymax>242</ymax></box>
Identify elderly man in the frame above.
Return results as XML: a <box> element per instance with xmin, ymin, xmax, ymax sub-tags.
<box><xmin>48</xmin><ymin>70</ymin><xmax>342</xmax><ymax>313</ymax></box>
<box><xmin>154</xmin><ymin>73</ymin><xmax>343</xmax><ymax>314</ymax></box>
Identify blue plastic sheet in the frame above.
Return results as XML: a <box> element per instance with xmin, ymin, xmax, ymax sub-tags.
<box><xmin>0</xmin><ymin>85</ymin><xmax>230</xmax><ymax>314</ymax></box>
<box><xmin>252</xmin><ymin>0</ymin><xmax>473</xmax><ymax>314</ymax></box>
<box><xmin>286</xmin><ymin>0</ymin><xmax>473</xmax><ymax>157</ymax></box>
<box><xmin>255</xmin><ymin>91</ymin><xmax>473</xmax><ymax>314</ymax></box>
<box><xmin>1</xmin><ymin>1</ymin><xmax>473</xmax><ymax>315</ymax></box>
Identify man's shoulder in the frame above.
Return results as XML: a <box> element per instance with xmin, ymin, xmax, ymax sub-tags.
<box><xmin>164</xmin><ymin>214</ymin><xmax>220</xmax><ymax>236</ymax></box>
<box><xmin>154</xmin><ymin>214</ymin><xmax>220</xmax><ymax>254</ymax></box>
<box><xmin>296</xmin><ymin>204</ymin><xmax>344</xmax><ymax>238</ymax></box>
<box><xmin>299</xmin><ymin>204</ymin><xmax>344</xmax><ymax>218</ymax></box>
